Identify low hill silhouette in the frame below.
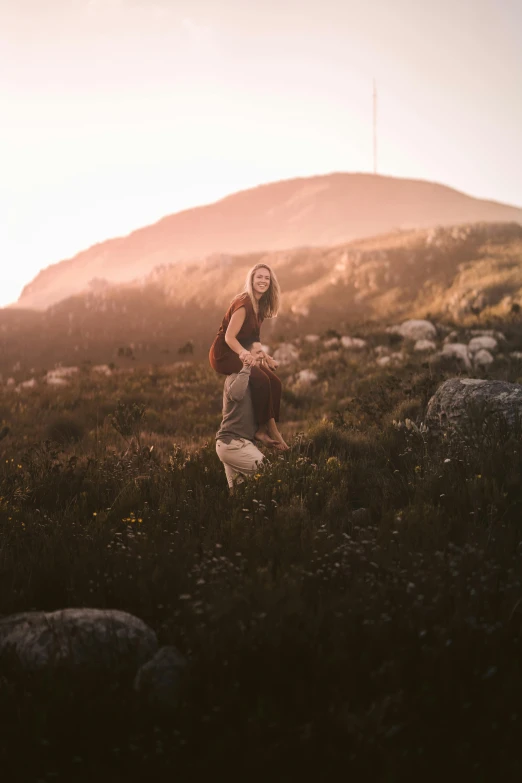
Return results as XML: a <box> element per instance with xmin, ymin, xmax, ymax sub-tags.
<box><xmin>1</xmin><ymin>221</ymin><xmax>522</xmax><ymax>376</ymax></box>
<box><xmin>13</xmin><ymin>173</ymin><xmax>522</xmax><ymax>310</ymax></box>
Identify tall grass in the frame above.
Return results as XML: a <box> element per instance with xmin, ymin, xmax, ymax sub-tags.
<box><xmin>1</xmin><ymin>343</ymin><xmax>522</xmax><ymax>780</ymax></box>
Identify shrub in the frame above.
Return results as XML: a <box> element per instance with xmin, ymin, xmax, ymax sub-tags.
<box><xmin>44</xmin><ymin>414</ymin><xmax>85</xmax><ymax>444</ymax></box>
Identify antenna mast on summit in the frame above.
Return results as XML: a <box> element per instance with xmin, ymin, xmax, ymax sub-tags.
<box><xmin>373</xmin><ymin>78</ymin><xmax>377</xmax><ymax>175</ymax></box>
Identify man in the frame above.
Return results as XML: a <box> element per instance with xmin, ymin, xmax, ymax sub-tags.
<box><xmin>215</xmin><ymin>341</ymin><xmax>279</xmax><ymax>493</ymax></box>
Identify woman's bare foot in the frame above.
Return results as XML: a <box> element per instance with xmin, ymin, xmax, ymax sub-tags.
<box><xmin>266</xmin><ymin>419</ymin><xmax>290</xmax><ymax>451</ymax></box>
<box><xmin>255</xmin><ymin>429</ymin><xmax>280</xmax><ymax>448</ymax></box>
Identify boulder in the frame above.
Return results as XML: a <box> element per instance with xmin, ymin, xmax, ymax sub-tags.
<box><xmin>468</xmin><ymin>336</ymin><xmax>498</xmax><ymax>354</ymax></box>
<box><xmin>92</xmin><ymin>364</ymin><xmax>113</xmax><ymax>376</ymax></box>
<box><xmin>387</xmin><ymin>319</ymin><xmax>437</xmax><ymax>341</ymax></box>
<box><xmin>473</xmin><ymin>349</ymin><xmax>494</xmax><ymax>368</ymax></box>
<box><xmin>0</xmin><ymin>608</ymin><xmax>157</xmax><ymax>675</ymax></box>
<box><xmin>439</xmin><ymin>343</ymin><xmax>472</xmax><ymax>370</ymax></box>
<box><xmin>304</xmin><ymin>334</ymin><xmax>320</xmax><ymax>343</ymax></box>
<box><xmin>340</xmin><ymin>336</ymin><xmax>367</xmax><ymax>350</ymax></box>
<box><xmin>425</xmin><ymin>378</ymin><xmax>522</xmax><ymax>433</ymax></box>
<box><xmin>133</xmin><ymin>645</ymin><xmax>187</xmax><ymax>711</ymax></box>
<box><xmin>376</xmin><ymin>352</ymin><xmax>404</xmax><ymax>367</ymax></box>
<box><xmin>295</xmin><ymin>369</ymin><xmax>318</xmax><ymax>385</ymax></box>
<box><xmin>46</xmin><ymin>367</ymin><xmax>79</xmax><ymax>380</ymax></box>
<box><xmin>414</xmin><ymin>339</ymin><xmax>437</xmax><ymax>352</ymax></box>
<box><xmin>273</xmin><ymin>343</ymin><xmax>300</xmax><ymax>365</ymax></box>
<box><xmin>443</xmin><ymin>331</ymin><xmax>460</xmax><ymax>345</ymax></box>
<box><xmin>18</xmin><ymin>378</ymin><xmax>37</xmax><ymax>390</ymax></box>
<box><xmin>469</xmin><ymin>329</ymin><xmax>506</xmax><ymax>342</ymax></box>
<box><xmin>323</xmin><ymin>337</ymin><xmax>340</xmax><ymax>348</ymax></box>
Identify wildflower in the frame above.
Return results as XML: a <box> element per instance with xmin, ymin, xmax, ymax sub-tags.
<box><xmin>414</xmin><ymin>465</ymin><xmax>421</xmax><ymax>473</ymax></box>
<box><xmin>93</xmin><ymin>512</ymin><xmax>97</xmax><ymax>517</ymax></box>
<box><xmin>326</xmin><ymin>456</ymin><xmax>341</xmax><ymax>468</ymax></box>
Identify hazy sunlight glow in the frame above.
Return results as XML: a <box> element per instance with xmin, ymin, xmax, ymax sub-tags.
<box><xmin>1</xmin><ymin>0</ymin><xmax>521</xmax><ymax>307</ymax></box>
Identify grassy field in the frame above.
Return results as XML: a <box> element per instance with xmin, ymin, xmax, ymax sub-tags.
<box><xmin>2</xmin><ymin>320</ymin><xmax>522</xmax><ymax>781</ymax></box>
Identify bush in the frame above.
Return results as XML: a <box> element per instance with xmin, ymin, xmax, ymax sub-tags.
<box><xmin>44</xmin><ymin>414</ymin><xmax>85</xmax><ymax>444</ymax></box>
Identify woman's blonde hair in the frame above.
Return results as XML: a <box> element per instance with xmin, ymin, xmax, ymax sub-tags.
<box><xmin>243</xmin><ymin>263</ymin><xmax>281</xmax><ymax>319</ymax></box>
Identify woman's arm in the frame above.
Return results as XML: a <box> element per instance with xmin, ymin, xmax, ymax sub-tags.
<box><xmin>225</xmin><ymin>308</ymin><xmax>254</xmax><ymax>363</ymax></box>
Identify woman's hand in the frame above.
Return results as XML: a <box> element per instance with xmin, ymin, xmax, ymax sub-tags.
<box><xmin>239</xmin><ymin>349</ymin><xmax>255</xmax><ymax>367</ymax></box>
<box><xmin>263</xmin><ymin>353</ymin><xmax>278</xmax><ymax>371</ymax></box>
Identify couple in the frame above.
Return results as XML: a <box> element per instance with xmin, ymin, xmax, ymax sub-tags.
<box><xmin>209</xmin><ymin>263</ymin><xmax>289</xmax><ymax>491</ymax></box>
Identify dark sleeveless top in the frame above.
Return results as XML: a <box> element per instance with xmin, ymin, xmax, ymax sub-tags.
<box><xmin>210</xmin><ymin>293</ymin><xmax>263</xmax><ymax>363</ymax></box>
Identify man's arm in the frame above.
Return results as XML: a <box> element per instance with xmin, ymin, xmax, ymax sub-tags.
<box><xmin>227</xmin><ymin>366</ymin><xmax>251</xmax><ymax>402</ymax></box>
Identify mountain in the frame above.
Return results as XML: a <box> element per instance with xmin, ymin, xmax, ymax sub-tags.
<box><xmin>14</xmin><ymin>173</ymin><xmax>522</xmax><ymax>311</ymax></box>
<box><xmin>2</xmin><ymin>221</ymin><xmax>522</xmax><ymax>376</ymax></box>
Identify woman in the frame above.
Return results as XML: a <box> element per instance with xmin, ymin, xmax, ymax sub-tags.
<box><xmin>209</xmin><ymin>263</ymin><xmax>289</xmax><ymax>450</ymax></box>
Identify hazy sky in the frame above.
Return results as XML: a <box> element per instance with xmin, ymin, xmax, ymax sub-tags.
<box><xmin>1</xmin><ymin>0</ymin><xmax>521</xmax><ymax>307</ymax></box>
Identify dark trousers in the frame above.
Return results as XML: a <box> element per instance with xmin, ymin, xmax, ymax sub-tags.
<box><xmin>209</xmin><ymin>345</ymin><xmax>282</xmax><ymax>425</ymax></box>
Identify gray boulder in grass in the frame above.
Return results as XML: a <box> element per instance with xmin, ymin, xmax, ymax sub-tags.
<box><xmin>134</xmin><ymin>645</ymin><xmax>188</xmax><ymax>711</ymax></box>
<box><xmin>425</xmin><ymin>378</ymin><xmax>522</xmax><ymax>433</ymax></box>
<box><xmin>0</xmin><ymin>608</ymin><xmax>157</xmax><ymax>674</ymax></box>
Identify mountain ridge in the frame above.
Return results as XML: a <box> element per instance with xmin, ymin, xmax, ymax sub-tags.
<box><xmin>13</xmin><ymin>172</ymin><xmax>522</xmax><ymax>311</ymax></box>
<box><xmin>2</xmin><ymin>220</ymin><xmax>522</xmax><ymax>376</ymax></box>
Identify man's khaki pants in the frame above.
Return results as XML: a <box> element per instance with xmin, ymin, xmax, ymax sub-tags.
<box><xmin>216</xmin><ymin>438</ymin><xmax>264</xmax><ymax>489</ymax></box>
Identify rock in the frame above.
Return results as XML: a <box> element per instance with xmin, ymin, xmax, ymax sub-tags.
<box><xmin>443</xmin><ymin>330</ymin><xmax>460</xmax><ymax>345</ymax></box>
<box><xmin>295</xmin><ymin>369</ymin><xmax>318</xmax><ymax>385</ymax></box>
<box><xmin>323</xmin><ymin>337</ymin><xmax>340</xmax><ymax>348</ymax></box>
<box><xmin>340</xmin><ymin>336</ymin><xmax>367</xmax><ymax>350</ymax></box>
<box><xmin>6</xmin><ymin>378</ymin><xmax>16</xmax><ymax>387</ymax></box>
<box><xmin>18</xmin><ymin>378</ymin><xmax>37</xmax><ymax>390</ymax></box>
<box><xmin>468</xmin><ymin>336</ymin><xmax>498</xmax><ymax>354</ymax></box>
<box><xmin>46</xmin><ymin>367</ymin><xmax>79</xmax><ymax>381</ymax></box>
<box><xmin>92</xmin><ymin>364</ymin><xmax>112</xmax><ymax>376</ymax></box>
<box><xmin>376</xmin><ymin>352</ymin><xmax>403</xmax><ymax>367</ymax></box>
<box><xmin>304</xmin><ymin>334</ymin><xmax>320</xmax><ymax>343</ymax></box>
<box><xmin>133</xmin><ymin>645</ymin><xmax>187</xmax><ymax>711</ymax></box>
<box><xmin>0</xmin><ymin>608</ymin><xmax>157</xmax><ymax>675</ymax></box>
<box><xmin>46</xmin><ymin>377</ymin><xmax>69</xmax><ymax>387</ymax></box>
<box><xmin>425</xmin><ymin>378</ymin><xmax>522</xmax><ymax>433</ymax></box>
<box><xmin>319</xmin><ymin>351</ymin><xmax>340</xmax><ymax>363</ymax></box>
<box><xmin>387</xmin><ymin>319</ymin><xmax>437</xmax><ymax>341</ymax></box>
<box><xmin>375</xmin><ymin>345</ymin><xmax>390</xmax><ymax>356</ymax></box>
<box><xmin>439</xmin><ymin>343</ymin><xmax>472</xmax><ymax>370</ymax></box>
<box><xmin>510</xmin><ymin>351</ymin><xmax>522</xmax><ymax>360</ymax></box>
<box><xmin>473</xmin><ymin>349</ymin><xmax>494</xmax><ymax>367</ymax></box>
<box><xmin>291</xmin><ymin>304</ymin><xmax>309</xmax><ymax>317</ymax></box>
<box><xmin>273</xmin><ymin>343</ymin><xmax>300</xmax><ymax>365</ymax></box>
<box><xmin>469</xmin><ymin>329</ymin><xmax>506</xmax><ymax>342</ymax></box>
<box><xmin>414</xmin><ymin>339</ymin><xmax>437</xmax><ymax>352</ymax></box>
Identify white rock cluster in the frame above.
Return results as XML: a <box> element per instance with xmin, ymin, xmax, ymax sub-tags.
<box><xmin>386</xmin><ymin>319</ymin><xmax>437</xmax><ymax>341</ymax></box>
<box><xmin>273</xmin><ymin>343</ymin><xmax>300</xmax><ymax>365</ymax></box>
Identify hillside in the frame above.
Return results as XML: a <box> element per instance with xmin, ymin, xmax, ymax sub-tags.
<box><xmin>14</xmin><ymin>172</ymin><xmax>522</xmax><ymax>310</ymax></box>
<box><xmin>1</xmin><ymin>221</ymin><xmax>522</xmax><ymax>377</ymax></box>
